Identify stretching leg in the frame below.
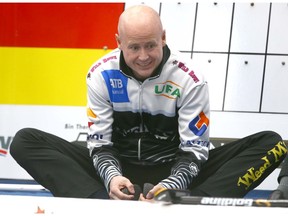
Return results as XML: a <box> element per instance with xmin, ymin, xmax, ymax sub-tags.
<box><xmin>10</xmin><ymin>128</ymin><xmax>106</xmax><ymax>198</ymax></box>
<box><xmin>190</xmin><ymin>131</ymin><xmax>287</xmax><ymax>197</ymax></box>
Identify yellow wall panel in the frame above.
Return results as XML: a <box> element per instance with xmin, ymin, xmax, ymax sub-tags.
<box><xmin>0</xmin><ymin>47</ymin><xmax>110</xmax><ymax>106</ymax></box>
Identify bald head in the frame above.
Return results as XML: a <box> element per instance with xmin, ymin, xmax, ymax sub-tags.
<box><xmin>117</xmin><ymin>5</ymin><xmax>163</xmax><ymax>40</ymax></box>
<box><xmin>115</xmin><ymin>5</ymin><xmax>166</xmax><ymax>81</ymax></box>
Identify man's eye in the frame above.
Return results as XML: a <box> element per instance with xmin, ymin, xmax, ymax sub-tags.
<box><xmin>129</xmin><ymin>46</ymin><xmax>139</xmax><ymax>51</ymax></box>
<box><xmin>147</xmin><ymin>44</ymin><xmax>156</xmax><ymax>49</ymax></box>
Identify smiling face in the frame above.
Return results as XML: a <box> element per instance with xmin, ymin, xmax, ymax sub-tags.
<box><xmin>116</xmin><ymin>5</ymin><xmax>166</xmax><ymax>81</ymax></box>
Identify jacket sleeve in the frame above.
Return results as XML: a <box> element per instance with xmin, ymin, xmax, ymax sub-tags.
<box><xmin>160</xmin><ymin>80</ymin><xmax>210</xmax><ymax>190</ymax></box>
<box><xmin>86</xmin><ymin>68</ymin><xmax>122</xmax><ymax>191</ymax></box>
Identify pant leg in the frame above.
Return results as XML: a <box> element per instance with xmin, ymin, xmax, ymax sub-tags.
<box><xmin>190</xmin><ymin>131</ymin><xmax>287</xmax><ymax>198</ymax></box>
<box><xmin>9</xmin><ymin>128</ymin><xmax>105</xmax><ymax>198</ymax></box>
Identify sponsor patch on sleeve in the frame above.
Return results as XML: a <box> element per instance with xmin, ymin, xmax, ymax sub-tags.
<box><xmin>189</xmin><ymin>111</ymin><xmax>209</xmax><ymax>136</ymax></box>
<box><xmin>101</xmin><ymin>70</ymin><xmax>130</xmax><ymax>103</ymax></box>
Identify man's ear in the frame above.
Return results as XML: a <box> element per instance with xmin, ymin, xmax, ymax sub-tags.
<box><xmin>162</xmin><ymin>30</ymin><xmax>166</xmax><ymax>47</ymax></box>
<box><xmin>115</xmin><ymin>33</ymin><xmax>121</xmax><ymax>48</ymax></box>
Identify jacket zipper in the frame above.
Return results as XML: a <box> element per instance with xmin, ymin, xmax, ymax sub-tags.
<box><xmin>138</xmin><ymin>138</ymin><xmax>141</xmax><ymax>160</ymax></box>
<box><xmin>138</xmin><ymin>82</ymin><xmax>144</xmax><ymax>160</ymax></box>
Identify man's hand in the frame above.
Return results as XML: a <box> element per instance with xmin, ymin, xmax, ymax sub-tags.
<box><xmin>109</xmin><ymin>176</ymin><xmax>135</xmax><ymax>200</ymax></box>
<box><xmin>139</xmin><ymin>184</ymin><xmax>164</xmax><ymax>201</ymax></box>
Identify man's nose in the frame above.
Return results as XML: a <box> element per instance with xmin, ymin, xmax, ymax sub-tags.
<box><xmin>138</xmin><ymin>48</ymin><xmax>149</xmax><ymax>61</ymax></box>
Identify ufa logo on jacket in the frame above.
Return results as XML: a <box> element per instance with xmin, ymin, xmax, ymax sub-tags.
<box><xmin>189</xmin><ymin>111</ymin><xmax>209</xmax><ymax>136</ymax></box>
<box><xmin>154</xmin><ymin>80</ymin><xmax>182</xmax><ymax>99</ymax></box>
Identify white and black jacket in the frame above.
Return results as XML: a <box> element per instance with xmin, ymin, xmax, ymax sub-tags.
<box><xmin>86</xmin><ymin>45</ymin><xmax>211</xmax><ymax>191</ymax></box>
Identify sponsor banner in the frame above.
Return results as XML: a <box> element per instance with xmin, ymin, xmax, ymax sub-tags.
<box><xmin>0</xmin><ymin>3</ymin><xmax>124</xmax><ymax>179</ymax></box>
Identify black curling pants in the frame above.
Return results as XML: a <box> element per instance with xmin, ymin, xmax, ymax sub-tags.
<box><xmin>10</xmin><ymin>128</ymin><xmax>287</xmax><ymax>198</ymax></box>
